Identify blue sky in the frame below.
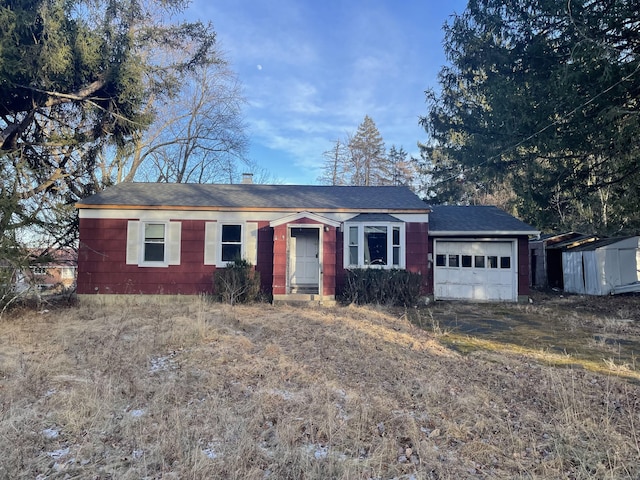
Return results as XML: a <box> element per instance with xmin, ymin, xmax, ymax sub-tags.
<box><xmin>187</xmin><ymin>0</ymin><xmax>469</xmax><ymax>184</ymax></box>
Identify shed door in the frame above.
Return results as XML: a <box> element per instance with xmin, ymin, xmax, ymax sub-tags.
<box><xmin>619</xmin><ymin>249</ymin><xmax>640</xmax><ymax>285</ymax></box>
<box><xmin>434</xmin><ymin>240</ymin><xmax>517</xmax><ymax>301</ymax></box>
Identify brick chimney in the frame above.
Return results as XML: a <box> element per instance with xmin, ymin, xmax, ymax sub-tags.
<box><xmin>241</xmin><ymin>173</ymin><xmax>254</xmax><ymax>184</ymax></box>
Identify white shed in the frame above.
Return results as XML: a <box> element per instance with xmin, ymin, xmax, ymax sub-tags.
<box><xmin>562</xmin><ymin>236</ymin><xmax>640</xmax><ymax>295</ymax></box>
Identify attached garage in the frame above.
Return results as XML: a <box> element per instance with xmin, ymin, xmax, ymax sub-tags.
<box><xmin>434</xmin><ymin>239</ymin><xmax>517</xmax><ymax>301</ymax></box>
<box><xmin>428</xmin><ymin>205</ymin><xmax>539</xmax><ymax>302</ymax></box>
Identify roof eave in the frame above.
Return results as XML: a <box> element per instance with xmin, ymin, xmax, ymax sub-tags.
<box><xmin>75</xmin><ymin>203</ymin><xmax>431</xmax><ymax>214</ymax></box>
<box><xmin>431</xmin><ymin>230</ymin><xmax>541</xmax><ymax>236</ymax></box>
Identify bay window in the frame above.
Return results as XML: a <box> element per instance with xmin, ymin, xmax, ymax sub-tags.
<box><xmin>344</xmin><ymin>222</ymin><xmax>405</xmax><ymax>269</ymax></box>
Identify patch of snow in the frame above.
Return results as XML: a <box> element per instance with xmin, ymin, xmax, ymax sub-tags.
<box><xmin>265</xmin><ymin>388</ymin><xmax>297</xmax><ymax>400</ymax></box>
<box><xmin>47</xmin><ymin>447</ymin><xmax>70</xmax><ymax>459</ymax></box>
<box><xmin>148</xmin><ymin>351</ymin><xmax>179</xmax><ymax>374</ymax></box>
<box><xmin>45</xmin><ymin>388</ymin><xmax>57</xmax><ymax>397</ymax></box>
<box><xmin>42</xmin><ymin>427</ymin><xmax>60</xmax><ymax>439</ymax></box>
<box><xmin>132</xmin><ymin>449</ymin><xmax>144</xmax><ymax>459</ymax></box>
<box><xmin>202</xmin><ymin>442</ymin><xmax>221</xmax><ymax>460</ymax></box>
<box><xmin>129</xmin><ymin>409</ymin><xmax>145</xmax><ymax>418</ymax></box>
<box><xmin>304</xmin><ymin>444</ymin><xmax>328</xmax><ymax>459</ymax></box>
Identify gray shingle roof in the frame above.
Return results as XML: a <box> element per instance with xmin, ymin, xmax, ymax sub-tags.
<box><xmin>347</xmin><ymin>213</ymin><xmax>403</xmax><ymax>222</ymax></box>
<box><xmin>77</xmin><ymin>183</ymin><xmax>430</xmax><ymax>211</ymax></box>
<box><xmin>429</xmin><ymin>205</ymin><xmax>539</xmax><ymax>234</ymax></box>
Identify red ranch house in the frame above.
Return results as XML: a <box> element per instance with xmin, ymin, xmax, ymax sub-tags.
<box><xmin>76</xmin><ymin>183</ymin><xmax>538</xmax><ymax>303</ymax></box>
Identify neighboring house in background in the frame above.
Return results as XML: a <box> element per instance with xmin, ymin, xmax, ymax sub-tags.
<box><xmin>562</xmin><ymin>236</ymin><xmax>640</xmax><ymax>295</ymax></box>
<box><xmin>28</xmin><ymin>248</ymin><xmax>78</xmax><ymax>291</ymax></box>
<box><xmin>428</xmin><ymin>205</ymin><xmax>539</xmax><ymax>302</ymax></box>
<box><xmin>529</xmin><ymin>232</ymin><xmax>599</xmax><ymax>289</ymax></box>
<box><xmin>75</xmin><ymin>182</ymin><xmax>539</xmax><ymax>303</ymax></box>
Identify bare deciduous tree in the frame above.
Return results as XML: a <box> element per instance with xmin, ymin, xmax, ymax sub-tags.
<box><xmin>105</xmin><ymin>61</ymin><xmax>249</xmax><ymax>184</ymax></box>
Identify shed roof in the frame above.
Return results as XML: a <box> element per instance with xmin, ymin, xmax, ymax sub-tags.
<box><xmin>546</xmin><ymin>234</ymin><xmax>599</xmax><ymax>250</ymax></box>
<box><xmin>566</xmin><ymin>236</ymin><xmax>640</xmax><ymax>252</ymax></box>
<box><xmin>77</xmin><ymin>183</ymin><xmax>430</xmax><ymax>212</ymax></box>
<box><xmin>429</xmin><ymin>205</ymin><xmax>539</xmax><ymax>235</ymax></box>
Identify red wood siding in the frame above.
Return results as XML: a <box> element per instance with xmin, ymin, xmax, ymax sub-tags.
<box><xmin>322</xmin><ymin>226</ymin><xmax>337</xmax><ymax>296</ymax></box>
<box><xmin>406</xmin><ymin>222</ymin><xmax>430</xmax><ymax>294</ymax></box>
<box><xmin>256</xmin><ymin>222</ymin><xmax>273</xmax><ymax>294</ymax></box>
<box><xmin>426</xmin><ymin>236</ymin><xmax>435</xmax><ymax>295</ymax></box>
<box><xmin>78</xmin><ymin>218</ymin><xmax>214</xmax><ymax>295</ymax></box>
<box><xmin>272</xmin><ymin>224</ymin><xmax>287</xmax><ymax>295</ymax></box>
<box><xmin>517</xmin><ymin>236</ymin><xmax>530</xmax><ymax>296</ymax></box>
<box><xmin>78</xmin><ymin>216</ymin><xmax>434</xmax><ymax>299</ymax></box>
<box><xmin>335</xmin><ymin>229</ymin><xmax>345</xmax><ymax>294</ymax></box>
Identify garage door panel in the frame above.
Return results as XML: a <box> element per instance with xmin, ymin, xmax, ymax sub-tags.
<box><xmin>435</xmin><ymin>240</ymin><xmax>516</xmax><ymax>301</ymax></box>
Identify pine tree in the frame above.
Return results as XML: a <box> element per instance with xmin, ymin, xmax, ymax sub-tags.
<box><xmin>387</xmin><ymin>145</ymin><xmax>415</xmax><ymax>187</ymax></box>
<box><xmin>347</xmin><ymin>115</ymin><xmax>389</xmax><ymax>186</ymax></box>
<box><xmin>317</xmin><ymin>138</ymin><xmax>348</xmax><ymax>185</ymax></box>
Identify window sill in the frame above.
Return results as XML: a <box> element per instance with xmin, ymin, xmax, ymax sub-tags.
<box><xmin>138</xmin><ymin>261</ymin><xmax>170</xmax><ymax>268</ymax></box>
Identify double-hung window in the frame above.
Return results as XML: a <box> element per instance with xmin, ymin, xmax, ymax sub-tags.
<box><xmin>344</xmin><ymin>222</ymin><xmax>405</xmax><ymax>269</ymax></box>
<box><xmin>143</xmin><ymin>223</ymin><xmax>166</xmax><ymax>263</ymax></box>
<box><xmin>126</xmin><ymin>220</ymin><xmax>181</xmax><ymax>267</ymax></box>
<box><xmin>203</xmin><ymin>222</ymin><xmax>258</xmax><ymax>267</ymax></box>
<box><xmin>221</xmin><ymin>224</ymin><xmax>243</xmax><ymax>263</ymax></box>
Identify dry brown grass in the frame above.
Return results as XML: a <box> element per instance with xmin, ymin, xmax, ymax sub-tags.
<box><xmin>1</xmin><ymin>297</ymin><xmax>639</xmax><ymax>479</ymax></box>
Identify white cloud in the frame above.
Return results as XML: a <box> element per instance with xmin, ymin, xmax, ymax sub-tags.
<box><xmin>186</xmin><ymin>0</ymin><xmax>466</xmax><ymax>183</ymax></box>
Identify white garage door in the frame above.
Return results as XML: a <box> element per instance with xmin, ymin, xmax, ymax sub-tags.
<box><xmin>434</xmin><ymin>240</ymin><xmax>517</xmax><ymax>301</ymax></box>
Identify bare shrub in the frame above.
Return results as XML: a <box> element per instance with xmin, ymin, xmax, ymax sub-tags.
<box><xmin>213</xmin><ymin>259</ymin><xmax>261</xmax><ymax>305</ymax></box>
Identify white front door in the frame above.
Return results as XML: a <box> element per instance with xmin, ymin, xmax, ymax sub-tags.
<box><xmin>290</xmin><ymin>229</ymin><xmax>319</xmax><ymax>289</ymax></box>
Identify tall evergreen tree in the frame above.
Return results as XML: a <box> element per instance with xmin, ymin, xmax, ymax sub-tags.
<box><xmin>347</xmin><ymin>115</ymin><xmax>389</xmax><ymax>186</ymax></box>
<box><xmin>420</xmin><ymin>0</ymin><xmax>640</xmax><ymax>234</ymax></box>
<box><xmin>317</xmin><ymin>138</ymin><xmax>349</xmax><ymax>185</ymax></box>
<box><xmin>0</xmin><ymin>0</ymin><xmax>218</xmax><ymax>249</ymax></box>
<box><xmin>387</xmin><ymin>145</ymin><xmax>415</xmax><ymax>187</ymax></box>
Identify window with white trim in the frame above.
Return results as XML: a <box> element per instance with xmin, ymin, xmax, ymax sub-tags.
<box><xmin>126</xmin><ymin>220</ymin><xmax>181</xmax><ymax>267</ymax></box>
<box><xmin>143</xmin><ymin>223</ymin><xmax>166</xmax><ymax>262</ymax></box>
<box><xmin>32</xmin><ymin>266</ymin><xmax>47</xmax><ymax>276</ymax></box>
<box><xmin>60</xmin><ymin>267</ymin><xmax>75</xmax><ymax>279</ymax></box>
<box><xmin>344</xmin><ymin>222</ymin><xmax>405</xmax><ymax>269</ymax></box>
<box><xmin>221</xmin><ymin>224</ymin><xmax>243</xmax><ymax>263</ymax></box>
<box><xmin>203</xmin><ymin>221</ymin><xmax>258</xmax><ymax>268</ymax></box>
